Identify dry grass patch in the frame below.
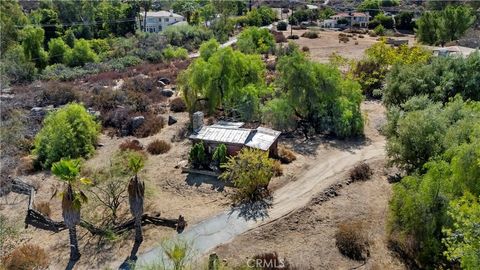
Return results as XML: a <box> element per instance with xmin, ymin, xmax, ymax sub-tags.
<box><xmin>272</xmin><ymin>160</ymin><xmax>283</xmax><ymax>176</ymax></box>
<box><xmin>2</xmin><ymin>244</ymin><xmax>49</xmax><ymax>270</ymax></box>
<box><xmin>335</xmin><ymin>220</ymin><xmax>371</xmax><ymax>261</ymax></box>
<box><xmin>170</xmin><ymin>97</ymin><xmax>187</xmax><ymax>112</ymax></box>
<box><xmin>147</xmin><ymin>139</ymin><xmax>171</xmax><ymax>155</ymax></box>
<box><xmin>349</xmin><ymin>162</ymin><xmax>373</xmax><ymax>182</ymax></box>
<box><xmin>119</xmin><ymin>139</ymin><xmax>144</xmax><ymax>152</ymax></box>
<box><xmin>277</xmin><ymin>146</ymin><xmax>297</xmax><ymax>164</ymax></box>
<box><xmin>34</xmin><ymin>201</ymin><xmax>51</xmax><ymax>217</ymax></box>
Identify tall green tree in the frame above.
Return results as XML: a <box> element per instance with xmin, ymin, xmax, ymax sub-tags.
<box><xmin>236</xmin><ymin>27</ymin><xmax>275</xmax><ymax>55</ymax></box>
<box><xmin>0</xmin><ymin>0</ymin><xmax>28</xmax><ymax>54</ymax></box>
<box><xmin>21</xmin><ymin>26</ymin><xmax>48</xmax><ymax>69</ymax></box>
<box><xmin>48</xmin><ymin>37</ymin><xmax>70</xmax><ymax>64</ymax></box>
<box><xmin>172</xmin><ymin>0</ymin><xmax>200</xmax><ymax>24</ymax></box>
<box><xmin>276</xmin><ymin>50</ymin><xmax>364</xmax><ymax>138</ymax></box>
<box><xmin>416</xmin><ymin>5</ymin><xmax>475</xmax><ymax>45</ymax></box>
<box><xmin>179</xmin><ymin>46</ymin><xmax>266</xmax><ymax>116</ymax></box>
<box><xmin>30</xmin><ymin>8</ymin><xmax>62</xmax><ymax>47</ymax></box>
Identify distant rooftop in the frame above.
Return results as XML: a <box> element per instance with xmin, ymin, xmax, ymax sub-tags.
<box><xmin>142</xmin><ymin>10</ymin><xmax>183</xmax><ymax>18</ymax></box>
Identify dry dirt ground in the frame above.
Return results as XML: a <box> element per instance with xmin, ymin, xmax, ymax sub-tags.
<box><xmin>288</xmin><ymin>28</ymin><xmax>416</xmax><ymax>63</ymax></box>
<box><xmin>0</xmin><ymin>109</ymin><xmax>233</xmax><ymax>269</ymax></box>
<box><xmin>213</xmin><ymin>101</ymin><xmax>405</xmax><ymax>269</ymax></box>
<box><xmin>0</xmin><ymin>105</ymin><xmax>309</xmax><ymax>270</ymax></box>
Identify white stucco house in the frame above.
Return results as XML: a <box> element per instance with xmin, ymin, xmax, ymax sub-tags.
<box><xmin>331</xmin><ymin>12</ymin><xmax>370</xmax><ymax>28</ymax></box>
<box><xmin>139</xmin><ymin>10</ymin><xmax>186</xmax><ymax>33</ymax></box>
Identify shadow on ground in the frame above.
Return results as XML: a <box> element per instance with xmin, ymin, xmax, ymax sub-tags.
<box><xmin>230</xmin><ymin>195</ymin><xmax>273</xmax><ymax>222</ymax></box>
<box><xmin>185</xmin><ymin>174</ymin><xmax>229</xmax><ymax>191</ymax></box>
<box><xmin>284</xmin><ymin>134</ymin><xmax>371</xmax><ymax>156</ymax></box>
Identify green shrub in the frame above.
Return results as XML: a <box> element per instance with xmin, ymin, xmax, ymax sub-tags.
<box><xmin>189</xmin><ymin>143</ymin><xmax>206</xmax><ymax>169</ymax></box>
<box><xmin>65</xmin><ymin>39</ymin><xmax>99</xmax><ymax>67</ymax></box>
<box><xmin>374</xmin><ymin>24</ymin><xmax>386</xmax><ymax>36</ymax></box>
<box><xmin>220</xmin><ymin>148</ymin><xmax>275</xmax><ymax>201</ymax></box>
<box><xmin>33</xmin><ymin>103</ymin><xmax>100</xmax><ymax>169</ymax></box>
<box><xmin>277</xmin><ymin>21</ymin><xmax>287</xmax><ymax>31</ymax></box>
<box><xmin>212</xmin><ymin>144</ymin><xmax>227</xmax><ymax>166</ymax></box>
<box><xmin>163</xmin><ymin>46</ymin><xmax>188</xmax><ymax>61</ymax></box>
<box><xmin>163</xmin><ymin>24</ymin><xmax>213</xmax><ymax>51</ymax></box>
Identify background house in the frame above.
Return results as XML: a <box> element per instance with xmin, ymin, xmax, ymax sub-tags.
<box><xmin>329</xmin><ymin>12</ymin><xmax>370</xmax><ymax>28</ymax></box>
<box><xmin>139</xmin><ymin>10</ymin><xmax>185</xmax><ymax>33</ymax></box>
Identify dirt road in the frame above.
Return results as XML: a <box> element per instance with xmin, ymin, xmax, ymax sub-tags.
<box><xmin>135</xmin><ymin>102</ymin><xmax>386</xmax><ymax>268</ymax></box>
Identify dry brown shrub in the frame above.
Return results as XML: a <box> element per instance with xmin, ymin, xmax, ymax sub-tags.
<box><xmin>134</xmin><ymin>114</ymin><xmax>165</xmax><ymax>138</ymax></box>
<box><xmin>119</xmin><ymin>139</ymin><xmax>144</xmax><ymax>151</ymax></box>
<box><xmin>34</xmin><ymin>201</ymin><xmax>51</xmax><ymax>217</ymax></box>
<box><xmin>39</xmin><ymin>81</ymin><xmax>78</xmax><ymax>107</ymax></box>
<box><xmin>147</xmin><ymin>139</ymin><xmax>171</xmax><ymax>155</ymax></box>
<box><xmin>2</xmin><ymin>244</ymin><xmax>49</xmax><ymax>270</ymax></box>
<box><xmin>302</xmin><ymin>46</ymin><xmax>310</xmax><ymax>52</ymax></box>
<box><xmin>170</xmin><ymin>97</ymin><xmax>187</xmax><ymax>112</ymax></box>
<box><xmin>15</xmin><ymin>156</ymin><xmax>35</xmax><ymax>175</ymax></box>
<box><xmin>271</xmin><ymin>30</ymin><xmax>287</xmax><ymax>43</ymax></box>
<box><xmin>335</xmin><ymin>220</ymin><xmax>370</xmax><ymax>261</ymax></box>
<box><xmin>301</xmin><ymin>31</ymin><xmax>319</xmax><ymax>39</ymax></box>
<box><xmin>86</xmin><ymin>71</ymin><xmax>123</xmax><ymax>84</ymax></box>
<box><xmin>349</xmin><ymin>162</ymin><xmax>373</xmax><ymax>182</ymax></box>
<box><xmin>277</xmin><ymin>146</ymin><xmax>296</xmax><ymax>164</ymax></box>
<box><xmin>272</xmin><ymin>160</ymin><xmax>283</xmax><ymax>177</ymax></box>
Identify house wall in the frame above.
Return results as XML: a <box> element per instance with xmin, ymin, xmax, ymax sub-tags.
<box><xmin>142</xmin><ymin>15</ymin><xmax>184</xmax><ymax>33</ymax></box>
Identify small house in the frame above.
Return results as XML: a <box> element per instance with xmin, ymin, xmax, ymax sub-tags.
<box><xmin>188</xmin><ymin>113</ymin><xmax>281</xmax><ymax>157</ymax></box>
<box><xmin>331</xmin><ymin>12</ymin><xmax>370</xmax><ymax>28</ymax></box>
<box><xmin>139</xmin><ymin>10</ymin><xmax>186</xmax><ymax>33</ymax></box>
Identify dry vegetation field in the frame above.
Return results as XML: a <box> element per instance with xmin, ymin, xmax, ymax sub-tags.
<box><xmin>288</xmin><ymin>28</ymin><xmax>415</xmax><ymax>63</ymax></box>
<box><xmin>0</xmin><ymin>29</ymin><xmax>409</xmax><ymax>269</ymax></box>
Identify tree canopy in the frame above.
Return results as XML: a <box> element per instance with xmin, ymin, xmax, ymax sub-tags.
<box><xmin>179</xmin><ymin>45</ymin><xmax>267</xmax><ymax>120</ymax></box>
<box><xmin>416</xmin><ymin>5</ymin><xmax>476</xmax><ymax>45</ymax></box>
<box><xmin>236</xmin><ymin>27</ymin><xmax>275</xmax><ymax>55</ymax></box>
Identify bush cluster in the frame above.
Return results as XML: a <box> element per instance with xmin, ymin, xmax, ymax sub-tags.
<box><xmin>349</xmin><ymin>162</ymin><xmax>373</xmax><ymax>182</ymax></box>
<box><xmin>335</xmin><ymin>221</ymin><xmax>370</xmax><ymax>261</ymax></box>
<box><xmin>147</xmin><ymin>139</ymin><xmax>171</xmax><ymax>155</ymax></box>
<box><xmin>119</xmin><ymin>139</ymin><xmax>144</xmax><ymax>152</ymax></box>
<box><xmin>170</xmin><ymin>97</ymin><xmax>187</xmax><ymax>112</ymax></box>
<box><xmin>301</xmin><ymin>31</ymin><xmax>319</xmax><ymax>39</ymax></box>
<box><xmin>2</xmin><ymin>244</ymin><xmax>49</xmax><ymax>270</ymax></box>
<box><xmin>33</xmin><ymin>103</ymin><xmax>100</xmax><ymax>169</ymax></box>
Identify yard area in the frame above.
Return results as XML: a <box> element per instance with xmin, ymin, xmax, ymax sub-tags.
<box><xmin>287</xmin><ymin>28</ymin><xmax>416</xmax><ymax>63</ymax></box>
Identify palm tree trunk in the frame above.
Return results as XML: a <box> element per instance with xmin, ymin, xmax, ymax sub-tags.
<box><xmin>68</xmin><ymin>226</ymin><xmax>81</xmax><ymax>261</ymax></box>
<box><xmin>134</xmin><ymin>217</ymin><xmax>143</xmax><ymax>244</ymax></box>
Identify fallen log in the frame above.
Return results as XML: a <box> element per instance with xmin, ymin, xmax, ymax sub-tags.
<box><xmin>25</xmin><ymin>209</ymin><xmax>186</xmax><ymax>235</ymax></box>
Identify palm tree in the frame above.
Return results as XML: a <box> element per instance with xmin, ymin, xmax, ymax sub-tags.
<box><xmin>127</xmin><ymin>155</ymin><xmax>145</xmax><ymax>257</ymax></box>
<box><xmin>51</xmin><ymin>159</ymin><xmax>90</xmax><ymax>262</ymax></box>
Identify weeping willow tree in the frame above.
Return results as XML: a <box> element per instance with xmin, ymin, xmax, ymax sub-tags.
<box><xmin>178</xmin><ymin>45</ymin><xmax>268</xmax><ymax>120</ymax></box>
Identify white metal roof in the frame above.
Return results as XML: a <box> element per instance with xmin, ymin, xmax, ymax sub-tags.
<box><xmin>189</xmin><ymin>123</ymin><xmax>281</xmax><ymax>151</ymax></box>
<box><xmin>143</xmin><ymin>11</ymin><xmax>184</xmax><ymax>18</ymax></box>
<box><xmin>245</xmin><ymin>127</ymin><xmax>281</xmax><ymax>151</ymax></box>
<box><xmin>190</xmin><ymin>126</ymin><xmax>252</xmax><ymax>145</ymax></box>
